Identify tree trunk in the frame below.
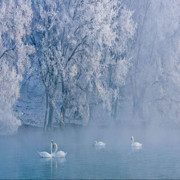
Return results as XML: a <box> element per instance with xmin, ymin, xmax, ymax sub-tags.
<box><xmin>60</xmin><ymin>104</ymin><xmax>65</xmax><ymax>129</ymax></box>
<box><xmin>44</xmin><ymin>90</ymin><xmax>55</xmax><ymax>131</ymax></box>
<box><xmin>44</xmin><ymin>91</ymin><xmax>49</xmax><ymax>131</ymax></box>
<box><xmin>47</xmin><ymin>100</ymin><xmax>54</xmax><ymax>130</ymax></box>
<box><xmin>60</xmin><ymin>74</ymin><xmax>66</xmax><ymax>129</ymax></box>
<box><xmin>111</xmin><ymin>98</ymin><xmax>118</xmax><ymax>119</ymax></box>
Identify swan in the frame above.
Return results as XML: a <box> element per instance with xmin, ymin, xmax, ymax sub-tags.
<box><xmin>93</xmin><ymin>141</ymin><xmax>106</xmax><ymax>148</ymax></box>
<box><xmin>39</xmin><ymin>140</ymin><xmax>67</xmax><ymax>158</ymax></box>
<box><xmin>38</xmin><ymin>151</ymin><xmax>53</xmax><ymax>158</ymax></box>
<box><xmin>54</xmin><ymin>151</ymin><xmax>67</xmax><ymax>158</ymax></box>
<box><xmin>131</xmin><ymin>136</ymin><xmax>142</xmax><ymax>148</ymax></box>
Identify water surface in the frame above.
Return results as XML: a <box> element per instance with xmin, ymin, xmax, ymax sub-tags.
<box><xmin>0</xmin><ymin>125</ymin><xmax>180</xmax><ymax>179</ymax></box>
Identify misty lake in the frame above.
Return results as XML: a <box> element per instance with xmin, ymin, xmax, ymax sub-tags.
<box><xmin>1</xmin><ymin>125</ymin><xmax>180</xmax><ymax>179</ymax></box>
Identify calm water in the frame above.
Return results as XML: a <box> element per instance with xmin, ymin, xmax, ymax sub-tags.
<box><xmin>1</xmin><ymin>125</ymin><xmax>180</xmax><ymax>179</ymax></box>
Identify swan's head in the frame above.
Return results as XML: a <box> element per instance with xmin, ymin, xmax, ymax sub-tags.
<box><xmin>51</xmin><ymin>140</ymin><xmax>54</xmax><ymax>143</ymax></box>
<box><xmin>93</xmin><ymin>141</ymin><xmax>97</xmax><ymax>146</ymax></box>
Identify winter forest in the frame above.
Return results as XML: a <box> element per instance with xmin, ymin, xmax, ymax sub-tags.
<box><xmin>0</xmin><ymin>0</ymin><xmax>180</xmax><ymax>135</ymax></box>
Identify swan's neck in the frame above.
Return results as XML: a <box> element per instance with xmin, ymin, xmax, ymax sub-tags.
<box><xmin>131</xmin><ymin>137</ymin><xmax>134</xmax><ymax>143</ymax></box>
<box><xmin>51</xmin><ymin>143</ymin><xmax>52</xmax><ymax>154</ymax></box>
<box><xmin>51</xmin><ymin>142</ymin><xmax>58</xmax><ymax>154</ymax></box>
<box><xmin>54</xmin><ymin>144</ymin><xmax>58</xmax><ymax>153</ymax></box>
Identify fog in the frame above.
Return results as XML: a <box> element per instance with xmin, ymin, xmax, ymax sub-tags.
<box><xmin>2</xmin><ymin>122</ymin><xmax>180</xmax><ymax>178</ymax></box>
<box><xmin>3</xmin><ymin>123</ymin><xmax>180</xmax><ymax>153</ymax></box>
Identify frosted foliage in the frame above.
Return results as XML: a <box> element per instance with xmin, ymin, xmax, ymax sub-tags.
<box><xmin>120</xmin><ymin>9</ymin><xmax>135</xmax><ymax>39</ymax></box>
<box><xmin>0</xmin><ymin>62</ymin><xmax>21</xmax><ymax>135</ymax></box>
<box><xmin>0</xmin><ymin>0</ymin><xmax>32</xmax><ymax>135</ymax></box>
<box><xmin>0</xmin><ymin>107</ymin><xmax>21</xmax><ymax>135</ymax></box>
<box><xmin>0</xmin><ymin>0</ymin><xmax>32</xmax><ymax>73</ymax></box>
<box><xmin>70</xmin><ymin>65</ymin><xmax>78</xmax><ymax>78</ymax></box>
<box><xmin>86</xmin><ymin>0</ymin><xmax>136</xmax><ymax>113</ymax></box>
<box><xmin>0</xmin><ymin>63</ymin><xmax>20</xmax><ymax>105</ymax></box>
<box><xmin>30</xmin><ymin>0</ymin><xmax>136</xmax><ymax>126</ymax></box>
<box><xmin>87</xmin><ymin>0</ymin><xmax>117</xmax><ymax>47</ymax></box>
<box><xmin>115</xmin><ymin>60</ymin><xmax>131</xmax><ymax>86</ymax></box>
<box><xmin>0</xmin><ymin>63</ymin><xmax>22</xmax><ymax>135</ymax></box>
<box><xmin>121</xmin><ymin>0</ymin><xmax>180</xmax><ymax>126</ymax></box>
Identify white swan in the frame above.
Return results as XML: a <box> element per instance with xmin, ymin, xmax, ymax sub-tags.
<box><xmin>54</xmin><ymin>151</ymin><xmax>67</xmax><ymax>158</ymax></box>
<box><xmin>94</xmin><ymin>141</ymin><xmax>106</xmax><ymax>148</ymax></box>
<box><xmin>131</xmin><ymin>136</ymin><xmax>142</xmax><ymax>149</ymax></box>
<box><xmin>39</xmin><ymin>140</ymin><xmax>67</xmax><ymax>158</ymax></box>
<box><xmin>38</xmin><ymin>151</ymin><xmax>53</xmax><ymax>158</ymax></box>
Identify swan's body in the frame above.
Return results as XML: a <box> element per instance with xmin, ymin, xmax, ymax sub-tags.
<box><xmin>54</xmin><ymin>151</ymin><xmax>67</xmax><ymax>158</ymax></box>
<box><xmin>94</xmin><ymin>141</ymin><xmax>106</xmax><ymax>148</ymax></box>
<box><xmin>131</xmin><ymin>136</ymin><xmax>142</xmax><ymax>148</ymax></box>
<box><xmin>39</xmin><ymin>140</ymin><xmax>67</xmax><ymax>158</ymax></box>
<box><xmin>38</xmin><ymin>151</ymin><xmax>53</xmax><ymax>158</ymax></box>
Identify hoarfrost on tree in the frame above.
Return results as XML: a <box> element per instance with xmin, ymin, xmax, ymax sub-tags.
<box><xmin>0</xmin><ymin>0</ymin><xmax>32</xmax><ymax>135</ymax></box>
<box><xmin>30</xmin><ymin>0</ymin><xmax>136</xmax><ymax>129</ymax></box>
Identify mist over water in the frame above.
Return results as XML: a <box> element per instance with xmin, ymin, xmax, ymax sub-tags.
<box><xmin>1</xmin><ymin>125</ymin><xmax>180</xmax><ymax>179</ymax></box>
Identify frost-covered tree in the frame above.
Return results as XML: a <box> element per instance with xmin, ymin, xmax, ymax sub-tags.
<box><xmin>30</xmin><ymin>0</ymin><xmax>136</xmax><ymax>130</ymax></box>
<box><xmin>121</xmin><ymin>0</ymin><xmax>180</xmax><ymax>126</ymax></box>
<box><xmin>93</xmin><ymin>6</ymin><xmax>136</xmax><ymax>118</ymax></box>
<box><xmin>0</xmin><ymin>0</ymin><xmax>32</xmax><ymax>135</ymax></box>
